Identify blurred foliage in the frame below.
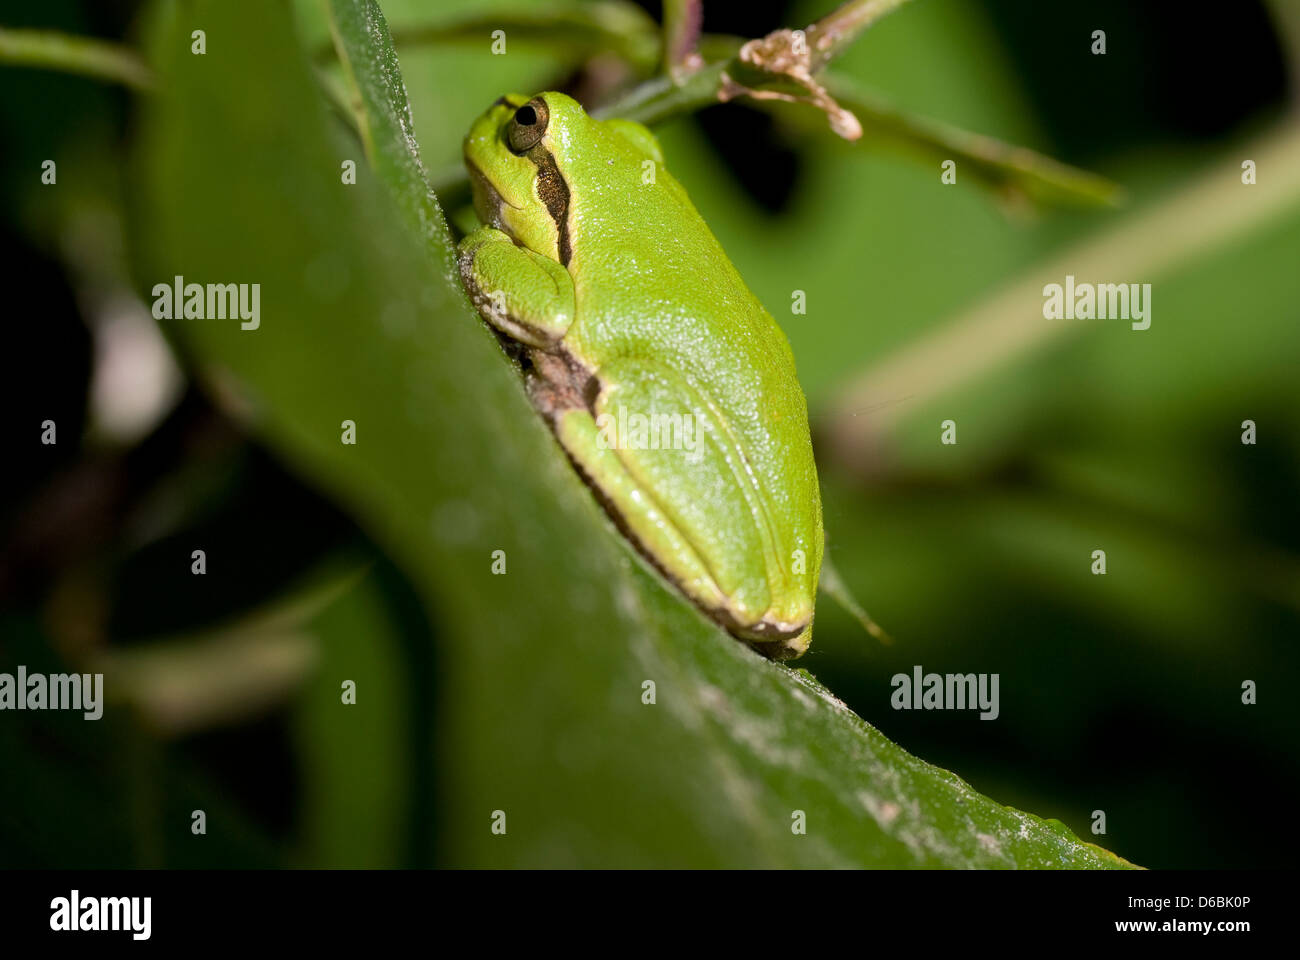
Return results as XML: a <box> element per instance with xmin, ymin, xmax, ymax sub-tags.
<box><xmin>1</xmin><ymin>0</ymin><xmax>1297</xmax><ymax>869</ymax></box>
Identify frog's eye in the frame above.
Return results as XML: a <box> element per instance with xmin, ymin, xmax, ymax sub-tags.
<box><xmin>507</xmin><ymin>98</ymin><xmax>549</xmax><ymax>154</ymax></box>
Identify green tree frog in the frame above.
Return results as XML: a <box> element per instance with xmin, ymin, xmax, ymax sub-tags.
<box><xmin>458</xmin><ymin>92</ymin><xmax>822</xmax><ymax>659</ymax></box>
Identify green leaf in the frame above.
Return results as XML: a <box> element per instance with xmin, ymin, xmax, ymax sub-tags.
<box><xmin>290</xmin><ymin>554</ymin><xmax>418</xmax><ymax>868</ymax></box>
<box><xmin>375</xmin><ymin>0</ymin><xmax>661</xmax><ymax>75</ymax></box>
<box><xmin>132</xmin><ymin>0</ymin><xmax>1134</xmax><ymax>868</ymax></box>
<box><xmin>0</xmin><ymin>27</ymin><xmax>153</xmax><ymax>90</ymax></box>
<box><xmin>326</xmin><ymin>0</ymin><xmax>451</xmax><ymax>265</ymax></box>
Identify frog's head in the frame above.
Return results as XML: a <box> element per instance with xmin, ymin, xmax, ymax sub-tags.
<box><xmin>463</xmin><ymin>91</ymin><xmax>589</xmax><ymax>265</ymax></box>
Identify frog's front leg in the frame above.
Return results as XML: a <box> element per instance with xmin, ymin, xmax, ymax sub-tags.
<box><xmin>457</xmin><ymin>226</ymin><xmax>574</xmax><ymax>348</ymax></box>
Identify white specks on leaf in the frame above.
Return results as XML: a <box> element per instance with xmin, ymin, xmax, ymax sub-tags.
<box><xmin>859</xmin><ymin>792</ymin><xmax>900</xmax><ymax>827</ymax></box>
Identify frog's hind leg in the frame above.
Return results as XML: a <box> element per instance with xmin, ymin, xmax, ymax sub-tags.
<box><xmin>552</xmin><ymin>407</ymin><xmax>729</xmax><ymax>614</ymax></box>
<box><xmin>558</xmin><ymin>397</ymin><xmax>813</xmax><ymax>660</ymax></box>
<box><xmin>587</xmin><ymin>358</ymin><xmax>783</xmax><ymax>633</ymax></box>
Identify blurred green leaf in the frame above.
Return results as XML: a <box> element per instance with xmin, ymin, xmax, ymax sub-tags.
<box><xmin>130</xmin><ymin>0</ymin><xmax>1133</xmax><ymax>868</ymax></box>
<box><xmin>377</xmin><ymin>0</ymin><xmax>660</xmax><ymax>75</ymax></box>
<box><xmin>291</xmin><ymin>554</ymin><xmax>416</xmax><ymax>868</ymax></box>
<box><xmin>0</xmin><ymin>26</ymin><xmax>153</xmax><ymax>90</ymax></box>
<box><xmin>825</xmin><ymin>123</ymin><xmax>1300</xmax><ymax>459</ymax></box>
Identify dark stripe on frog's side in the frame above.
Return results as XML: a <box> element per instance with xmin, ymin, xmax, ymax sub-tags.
<box><xmin>525</xmin><ymin>144</ymin><xmax>572</xmax><ymax>267</ymax></box>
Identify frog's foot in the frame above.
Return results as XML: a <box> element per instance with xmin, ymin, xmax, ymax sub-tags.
<box><xmin>714</xmin><ymin>606</ymin><xmax>812</xmax><ymax>659</ymax></box>
<box><xmin>744</xmin><ymin>622</ymin><xmax>813</xmax><ymax>661</ymax></box>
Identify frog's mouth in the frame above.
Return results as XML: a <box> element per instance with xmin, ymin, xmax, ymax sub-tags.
<box><xmin>465</xmin><ymin>151</ymin><xmax>572</xmax><ymax>267</ymax></box>
<box><xmin>465</xmin><ymin>159</ymin><xmax>515</xmax><ymax>236</ymax></box>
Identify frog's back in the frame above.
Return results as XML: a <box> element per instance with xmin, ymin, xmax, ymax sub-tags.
<box><xmin>554</xmin><ymin>109</ymin><xmax>823</xmax><ymax>630</ymax></box>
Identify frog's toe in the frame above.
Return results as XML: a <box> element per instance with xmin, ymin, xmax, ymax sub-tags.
<box><xmin>744</xmin><ymin>622</ymin><xmax>813</xmax><ymax>661</ymax></box>
<box><xmin>721</xmin><ymin>606</ymin><xmax>812</xmax><ymax>661</ymax></box>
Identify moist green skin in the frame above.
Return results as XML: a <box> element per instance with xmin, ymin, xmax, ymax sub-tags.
<box><xmin>458</xmin><ymin>91</ymin><xmax>823</xmax><ymax>659</ymax></box>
